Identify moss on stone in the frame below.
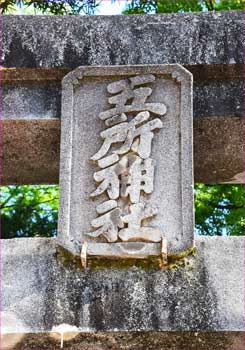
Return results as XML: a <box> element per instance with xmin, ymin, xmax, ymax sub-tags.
<box><xmin>89</xmin><ymin>256</ymin><xmax>162</xmax><ymax>271</ymax></box>
<box><xmin>57</xmin><ymin>243</ymin><xmax>196</xmax><ymax>271</ymax></box>
<box><xmin>167</xmin><ymin>246</ymin><xmax>196</xmax><ymax>270</ymax></box>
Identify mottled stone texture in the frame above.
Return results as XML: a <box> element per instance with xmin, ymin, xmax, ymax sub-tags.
<box><xmin>2</xmin><ymin>117</ymin><xmax>243</xmax><ymax>185</ymax></box>
<box><xmin>2</xmin><ymin>11</ymin><xmax>244</xmax><ymax>122</ymax></box>
<box><xmin>2</xmin><ymin>120</ymin><xmax>60</xmax><ymax>184</ymax></box>
<box><xmin>3</xmin><ymin>12</ymin><xmax>243</xmax><ymax>67</ymax></box>
<box><xmin>193</xmin><ymin>117</ymin><xmax>244</xmax><ymax>183</ymax></box>
<box><xmin>3</xmin><ymin>237</ymin><xmax>244</xmax><ymax>334</ymax></box>
<box><xmin>3</xmin><ymin>11</ymin><xmax>244</xmax><ymax>120</ymax></box>
<box><xmin>2</xmin><ymin>11</ymin><xmax>244</xmax><ymax>184</ymax></box>
<box><xmin>9</xmin><ymin>331</ymin><xmax>245</xmax><ymax>350</ymax></box>
<box><xmin>3</xmin><ymin>70</ymin><xmax>243</xmax><ymax>120</ymax></box>
<box><xmin>58</xmin><ymin>65</ymin><xmax>193</xmax><ymax>256</ymax></box>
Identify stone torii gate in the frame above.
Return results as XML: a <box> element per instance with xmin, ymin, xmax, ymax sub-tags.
<box><xmin>2</xmin><ymin>10</ymin><xmax>244</xmax><ymax>350</ymax></box>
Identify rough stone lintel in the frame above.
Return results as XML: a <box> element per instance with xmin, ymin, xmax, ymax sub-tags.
<box><xmin>2</xmin><ymin>117</ymin><xmax>243</xmax><ymax>184</ymax></box>
<box><xmin>3</xmin><ymin>11</ymin><xmax>243</xmax><ymax>67</ymax></box>
<box><xmin>3</xmin><ymin>65</ymin><xmax>243</xmax><ymax>121</ymax></box>
<box><xmin>3</xmin><ymin>237</ymin><xmax>244</xmax><ymax>338</ymax></box>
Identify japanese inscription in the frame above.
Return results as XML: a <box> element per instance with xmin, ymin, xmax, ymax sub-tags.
<box><xmin>58</xmin><ymin>65</ymin><xmax>194</xmax><ymax>258</ymax></box>
<box><xmin>86</xmin><ymin>75</ymin><xmax>166</xmax><ymax>244</ymax></box>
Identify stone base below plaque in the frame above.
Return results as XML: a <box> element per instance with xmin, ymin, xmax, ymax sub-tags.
<box><xmin>81</xmin><ymin>240</ymin><xmax>168</xmax><ymax>268</ymax></box>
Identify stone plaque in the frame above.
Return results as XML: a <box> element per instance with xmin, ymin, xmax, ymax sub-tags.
<box><xmin>58</xmin><ymin>65</ymin><xmax>193</xmax><ymax>261</ymax></box>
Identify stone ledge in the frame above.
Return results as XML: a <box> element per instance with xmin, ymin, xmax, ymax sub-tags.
<box><xmin>3</xmin><ymin>236</ymin><xmax>244</xmax><ymax>335</ymax></box>
<box><xmin>6</xmin><ymin>331</ymin><xmax>245</xmax><ymax>350</ymax></box>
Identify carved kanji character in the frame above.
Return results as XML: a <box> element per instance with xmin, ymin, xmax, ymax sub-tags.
<box><xmin>91</xmin><ymin>111</ymin><xmax>163</xmax><ymax>161</ymax></box>
<box><xmin>121</xmin><ymin>156</ymin><xmax>155</xmax><ymax>203</ymax></box>
<box><xmin>85</xmin><ymin>202</ymin><xmax>124</xmax><ymax>242</ymax></box>
<box><xmin>119</xmin><ymin>203</ymin><xmax>162</xmax><ymax>242</ymax></box>
<box><xmin>99</xmin><ymin>74</ymin><xmax>167</xmax><ymax>122</ymax></box>
<box><xmin>90</xmin><ymin>156</ymin><xmax>127</xmax><ymax>199</ymax></box>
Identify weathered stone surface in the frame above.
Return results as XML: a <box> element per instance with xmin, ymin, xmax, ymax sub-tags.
<box><xmin>3</xmin><ymin>12</ymin><xmax>243</xmax><ymax>67</ymax></box>
<box><xmin>1</xmin><ymin>11</ymin><xmax>243</xmax><ymax>185</ymax></box>
<box><xmin>83</xmin><ymin>241</ymin><xmax>167</xmax><ymax>259</ymax></box>
<box><xmin>3</xmin><ymin>81</ymin><xmax>61</xmax><ymax>120</ymax></box>
<box><xmin>7</xmin><ymin>331</ymin><xmax>245</xmax><ymax>350</ymax></box>
<box><xmin>58</xmin><ymin>65</ymin><xmax>193</xmax><ymax>256</ymax></box>
<box><xmin>2</xmin><ymin>119</ymin><xmax>60</xmax><ymax>184</ymax></box>
<box><xmin>3</xmin><ymin>72</ymin><xmax>243</xmax><ymax>120</ymax></box>
<box><xmin>2</xmin><ymin>117</ymin><xmax>243</xmax><ymax>185</ymax></box>
<box><xmin>193</xmin><ymin>117</ymin><xmax>244</xmax><ymax>183</ymax></box>
<box><xmin>2</xmin><ymin>237</ymin><xmax>244</xmax><ymax>336</ymax></box>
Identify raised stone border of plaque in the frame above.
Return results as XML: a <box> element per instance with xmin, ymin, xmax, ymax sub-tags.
<box><xmin>58</xmin><ymin>65</ymin><xmax>193</xmax><ymax>265</ymax></box>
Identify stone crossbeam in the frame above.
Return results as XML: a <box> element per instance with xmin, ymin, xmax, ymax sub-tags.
<box><xmin>1</xmin><ymin>11</ymin><xmax>244</xmax><ymax>184</ymax></box>
<box><xmin>3</xmin><ymin>12</ymin><xmax>243</xmax><ymax>68</ymax></box>
<box><xmin>3</xmin><ymin>237</ymin><xmax>244</xmax><ymax>349</ymax></box>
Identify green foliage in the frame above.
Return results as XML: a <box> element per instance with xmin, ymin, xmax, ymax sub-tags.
<box><xmin>123</xmin><ymin>0</ymin><xmax>244</xmax><ymax>14</ymax></box>
<box><xmin>195</xmin><ymin>184</ymin><xmax>244</xmax><ymax>236</ymax></box>
<box><xmin>123</xmin><ymin>0</ymin><xmax>203</xmax><ymax>14</ymax></box>
<box><xmin>0</xmin><ymin>185</ymin><xmax>58</xmax><ymax>238</ymax></box>
<box><xmin>0</xmin><ymin>0</ymin><xmax>99</xmax><ymax>15</ymax></box>
<box><xmin>0</xmin><ymin>184</ymin><xmax>244</xmax><ymax>238</ymax></box>
<box><xmin>214</xmin><ymin>0</ymin><xmax>245</xmax><ymax>10</ymax></box>
<box><xmin>1</xmin><ymin>0</ymin><xmax>243</xmax><ymax>15</ymax></box>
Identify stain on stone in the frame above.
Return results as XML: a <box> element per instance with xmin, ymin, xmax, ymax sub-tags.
<box><xmin>223</xmin><ymin>23</ymin><xmax>241</xmax><ymax>64</ymax></box>
<box><xmin>87</xmin><ymin>273</ymin><xmax>107</xmax><ymax>330</ymax></box>
<box><xmin>5</xmin><ymin>35</ymin><xmax>37</xmax><ymax>68</ymax></box>
<box><xmin>64</xmin><ymin>41</ymin><xmax>91</xmax><ymax>68</ymax></box>
<box><xmin>4</xmin><ymin>237</ymin><xmax>244</xmax><ymax>338</ymax></box>
<box><xmin>166</xmin><ymin>257</ymin><xmax>219</xmax><ymax>330</ymax></box>
<box><xmin>197</xmin><ymin>22</ymin><xmax>209</xmax><ymax>63</ymax></box>
<box><xmin>108</xmin><ymin>47</ymin><xmax>116</xmax><ymax>65</ymax></box>
<box><xmin>145</xmin><ymin>275</ymin><xmax>160</xmax><ymax>330</ymax></box>
<box><xmin>42</xmin><ymin>254</ymin><xmax>60</xmax><ymax>329</ymax></box>
<box><xmin>15</xmin><ymin>331</ymin><xmax>244</xmax><ymax>349</ymax></box>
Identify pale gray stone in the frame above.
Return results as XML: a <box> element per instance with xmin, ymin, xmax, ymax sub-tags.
<box><xmin>105</xmin><ymin>113</ymin><xmax>128</xmax><ymax>127</ymax></box>
<box><xmin>119</xmin><ymin>202</ymin><xmax>160</xmax><ymax>242</ymax></box>
<box><xmin>2</xmin><ymin>237</ymin><xmax>244</xmax><ymax>334</ymax></box>
<box><xmin>2</xmin><ymin>11</ymin><xmax>245</xmax><ymax>349</ymax></box>
<box><xmin>85</xmin><ymin>207</ymin><xmax>124</xmax><ymax>243</ymax></box>
<box><xmin>91</xmin><ymin>111</ymin><xmax>164</xmax><ymax>161</ymax></box>
<box><xmin>96</xmin><ymin>200</ymin><xmax>117</xmax><ymax>214</ymax></box>
<box><xmin>3</xmin><ymin>12</ymin><xmax>243</xmax><ymax>68</ymax></box>
<box><xmin>91</xmin><ymin>164</ymin><xmax>121</xmax><ymax>200</ymax></box>
<box><xmin>2</xmin><ymin>12</ymin><xmax>243</xmax><ymax>185</ymax></box>
<box><xmin>120</xmin><ymin>223</ymin><xmax>162</xmax><ymax>243</ymax></box>
<box><xmin>98</xmin><ymin>154</ymin><xmax>119</xmax><ymax>168</ymax></box>
<box><xmin>86</xmin><ymin>241</ymin><xmax>161</xmax><ymax>257</ymax></box>
<box><xmin>121</xmin><ymin>156</ymin><xmax>155</xmax><ymax>203</ymax></box>
<box><xmin>100</xmin><ymin>75</ymin><xmax>166</xmax><ymax>122</ymax></box>
<box><xmin>58</xmin><ymin>65</ymin><xmax>193</xmax><ymax>256</ymax></box>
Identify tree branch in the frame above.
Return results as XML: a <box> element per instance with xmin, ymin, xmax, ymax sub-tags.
<box><xmin>2</xmin><ymin>197</ymin><xmax>58</xmax><ymax>210</ymax></box>
<box><xmin>204</xmin><ymin>0</ymin><xmax>215</xmax><ymax>10</ymax></box>
<box><xmin>0</xmin><ymin>186</ymin><xmax>20</xmax><ymax>208</ymax></box>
